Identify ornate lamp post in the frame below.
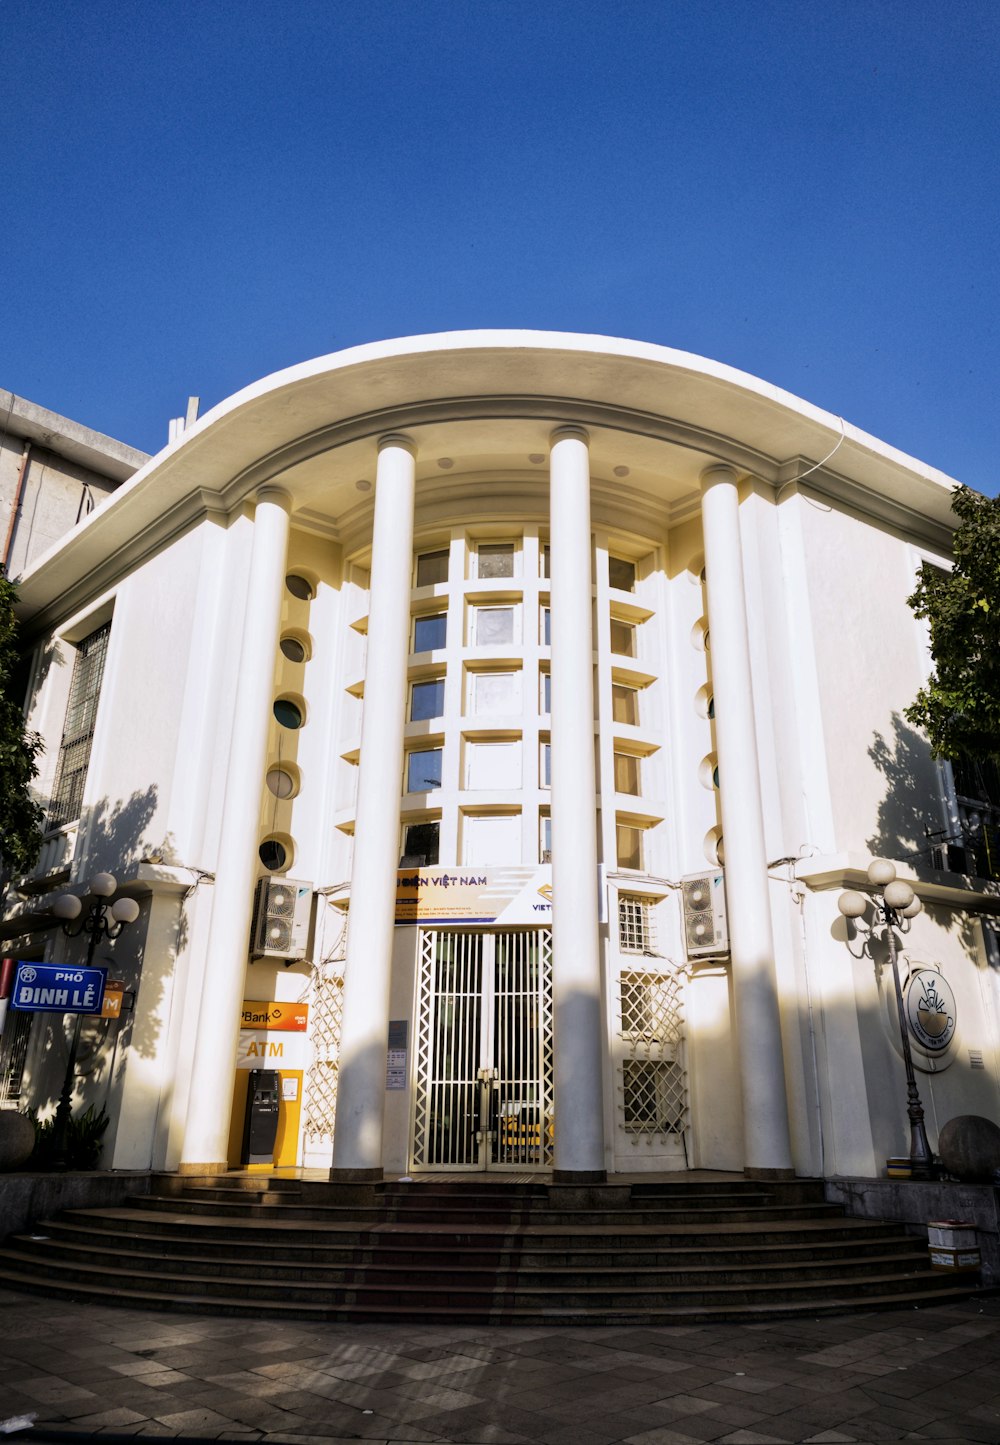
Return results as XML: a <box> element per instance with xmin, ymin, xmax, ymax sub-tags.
<box><xmin>837</xmin><ymin>858</ymin><xmax>934</xmax><ymax>1180</ymax></box>
<box><xmin>49</xmin><ymin>873</ymin><xmax>140</xmax><ymax>1170</ymax></box>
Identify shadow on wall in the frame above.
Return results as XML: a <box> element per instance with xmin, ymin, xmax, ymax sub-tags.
<box><xmin>20</xmin><ymin>785</ymin><xmax>190</xmax><ymax>1126</ymax></box>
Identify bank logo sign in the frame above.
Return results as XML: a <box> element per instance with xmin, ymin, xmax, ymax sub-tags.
<box><xmin>905</xmin><ymin>968</ymin><xmax>956</xmax><ymax>1053</ymax></box>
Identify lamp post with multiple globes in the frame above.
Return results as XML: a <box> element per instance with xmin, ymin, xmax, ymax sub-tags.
<box><xmin>837</xmin><ymin>858</ymin><xmax>934</xmax><ymax>1180</ymax></box>
<box><xmin>49</xmin><ymin>872</ymin><xmax>140</xmax><ymax>1170</ymax></box>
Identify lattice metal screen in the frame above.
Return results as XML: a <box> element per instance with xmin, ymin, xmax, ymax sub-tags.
<box><xmin>0</xmin><ymin>1011</ymin><xmax>31</xmax><ymax>1104</ymax></box>
<box><xmin>303</xmin><ymin>967</ymin><xmax>345</xmax><ymax>1145</ymax></box>
<box><xmin>412</xmin><ymin>929</ymin><xmax>553</xmax><ymax>1170</ymax></box>
<box><xmin>622</xmin><ymin>1059</ymin><xmax>686</xmax><ymax>1133</ymax></box>
<box><xmin>620</xmin><ymin>969</ymin><xmax>682</xmax><ymax>1047</ymax></box>
<box><xmin>618</xmin><ymin>895</ymin><xmax>656</xmax><ymax>953</ymax></box>
<box><xmin>617</xmin><ymin>966</ymin><xmax>688</xmax><ymax>1140</ymax></box>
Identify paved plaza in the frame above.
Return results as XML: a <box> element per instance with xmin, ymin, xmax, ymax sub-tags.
<box><xmin>0</xmin><ymin>1288</ymin><xmax>999</xmax><ymax>1445</ymax></box>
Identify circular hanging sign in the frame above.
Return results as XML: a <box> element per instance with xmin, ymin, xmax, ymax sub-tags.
<box><xmin>905</xmin><ymin>968</ymin><xmax>957</xmax><ymax>1054</ymax></box>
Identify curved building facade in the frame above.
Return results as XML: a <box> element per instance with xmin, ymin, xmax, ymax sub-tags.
<box><xmin>3</xmin><ymin>332</ymin><xmax>999</xmax><ymax>1185</ymax></box>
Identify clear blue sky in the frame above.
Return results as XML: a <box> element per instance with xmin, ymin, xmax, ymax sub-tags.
<box><xmin>4</xmin><ymin>0</ymin><xmax>998</xmax><ymax>493</ymax></box>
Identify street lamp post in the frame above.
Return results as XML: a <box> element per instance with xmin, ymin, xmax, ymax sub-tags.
<box><xmin>837</xmin><ymin>859</ymin><xmax>934</xmax><ymax>1180</ymax></box>
<box><xmin>50</xmin><ymin>872</ymin><xmax>140</xmax><ymax>1170</ymax></box>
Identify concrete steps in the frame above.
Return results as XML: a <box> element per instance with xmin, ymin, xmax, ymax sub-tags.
<box><xmin>0</xmin><ymin>1173</ymin><xmax>979</xmax><ymax>1324</ymax></box>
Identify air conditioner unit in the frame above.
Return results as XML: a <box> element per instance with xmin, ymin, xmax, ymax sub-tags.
<box><xmin>681</xmin><ymin>870</ymin><xmax>729</xmax><ymax>959</ymax></box>
<box><xmin>250</xmin><ymin>877</ymin><xmax>313</xmax><ymax>960</ymax></box>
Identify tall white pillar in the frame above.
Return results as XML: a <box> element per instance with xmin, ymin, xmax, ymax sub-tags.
<box><xmin>549</xmin><ymin>426</ymin><xmax>606</xmax><ymax>1181</ymax></box>
<box><xmin>700</xmin><ymin>463</ymin><xmax>793</xmax><ymax>1176</ymax></box>
<box><xmin>179</xmin><ymin>485</ymin><xmax>292</xmax><ymax>1172</ymax></box>
<box><xmin>331</xmin><ymin>435</ymin><xmax>416</xmax><ymax>1180</ymax></box>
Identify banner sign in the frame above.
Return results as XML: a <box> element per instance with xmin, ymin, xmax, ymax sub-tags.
<box><xmin>395</xmin><ymin>865</ymin><xmax>553</xmax><ymax>926</ymax></box>
<box><xmin>240</xmin><ymin>1001</ymin><xmax>309</xmax><ymax>1032</ymax></box>
<box><xmin>10</xmin><ymin>962</ymin><xmax>107</xmax><ymax>1015</ymax></box>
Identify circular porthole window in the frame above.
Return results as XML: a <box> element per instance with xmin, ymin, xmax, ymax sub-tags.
<box><xmin>259</xmin><ymin>837</ymin><xmax>289</xmax><ymax>871</ymax></box>
<box><xmin>266</xmin><ymin>765</ymin><xmax>299</xmax><ymax>800</ymax></box>
<box><xmin>279</xmin><ymin>633</ymin><xmax>309</xmax><ymax>664</ymax></box>
<box><xmin>698</xmin><ymin>753</ymin><xmax>720</xmax><ymax>791</ymax></box>
<box><xmin>704</xmin><ymin>827</ymin><xmax>725</xmax><ymax>867</ymax></box>
<box><xmin>285</xmin><ymin>574</ymin><xmax>314</xmax><ymax>601</ymax></box>
<box><xmin>694</xmin><ymin>684</ymin><xmax>715</xmax><ymax>721</ymax></box>
<box><xmin>690</xmin><ymin>617</ymin><xmax>710</xmax><ymax>652</ymax></box>
<box><xmin>273</xmin><ymin>697</ymin><xmax>304</xmax><ymax>729</ymax></box>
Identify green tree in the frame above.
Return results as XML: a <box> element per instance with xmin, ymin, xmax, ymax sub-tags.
<box><xmin>905</xmin><ymin>486</ymin><xmax>1000</xmax><ymax>765</ymax></box>
<box><xmin>0</xmin><ymin>573</ymin><xmax>44</xmax><ymax>877</ymax></box>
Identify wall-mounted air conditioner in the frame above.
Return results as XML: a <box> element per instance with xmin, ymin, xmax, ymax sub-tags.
<box><xmin>250</xmin><ymin>877</ymin><xmax>313</xmax><ymax>960</ymax></box>
<box><xmin>681</xmin><ymin>870</ymin><xmax>729</xmax><ymax>959</ymax></box>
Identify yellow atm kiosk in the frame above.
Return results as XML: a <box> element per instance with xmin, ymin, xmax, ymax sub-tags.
<box><xmin>228</xmin><ymin>1000</ymin><xmax>307</xmax><ymax>1170</ymax></box>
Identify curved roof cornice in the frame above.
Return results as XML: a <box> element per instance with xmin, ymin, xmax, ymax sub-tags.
<box><xmin>15</xmin><ymin>330</ymin><xmax>960</xmax><ymax>631</ymax></box>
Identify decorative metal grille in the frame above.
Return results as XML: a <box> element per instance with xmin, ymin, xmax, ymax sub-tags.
<box><xmin>618</xmin><ymin>894</ymin><xmax>655</xmax><ymax>953</ymax></box>
<box><xmin>620</xmin><ymin>969</ymin><xmax>682</xmax><ymax>1048</ymax></box>
<box><xmin>302</xmin><ymin>966</ymin><xmax>345</xmax><ymax>1144</ymax></box>
<box><xmin>622</xmin><ymin>1059</ymin><xmax>686</xmax><ymax>1133</ymax></box>
<box><xmin>0</xmin><ymin>1010</ymin><xmax>31</xmax><ymax>1104</ymax></box>
<box><xmin>413</xmin><ymin>928</ymin><xmax>553</xmax><ymax>1169</ymax></box>
<box><xmin>49</xmin><ymin>623</ymin><xmax>111</xmax><ymax>828</ymax></box>
<box><xmin>616</xmin><ymin>965</ymin><xmax>688</xmax><ymax>1142</ymax></box>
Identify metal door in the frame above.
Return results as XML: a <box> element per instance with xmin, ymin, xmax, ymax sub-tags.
<box><xmin>412</xmin><ymin>928</ymin><xmax>553</xmax><ymax>1170</ymax></box>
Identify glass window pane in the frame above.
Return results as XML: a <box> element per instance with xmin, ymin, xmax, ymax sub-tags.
<box><xmin>416</xmin><ymin>549</ymin><xmax>449</xmax><ymax>586</ymax></box>
<box><xmin>402</xmin><ymin>821</ymin><xmax>440</xmax><ymax>865</ymax></box>
<box><xmin>609</xmin><ymin>619</ymin><xmax>635</xmax><ymax>657</ymax></box>
<box><xmin>617</xmin><ymin>824</ymin><xmax>643</xmax><ymax>870</ymax></box>
<box><xmin>477</xmin><ymin>543</ymin><xmax>514</xmax><ymax>579</ymax></box>
<box><xmin>475</xmin><ymin>607</ymin><xmax>514</xmax><ymax>645</ymax></box>
<box><xmin>411</xmin><ymin>678</ymin><xmax>446</xmax><ymax>721</ymax></box>
<box><xmin>540</xmin><ymin>815</ymin><xmax>552</xmax><ymax>861</ymax></box>
<box><xmin>274</xmin><ymin>698</ymin><xmax>303</xmax><ymax>729</ymax></box>
<box><xmin>541</xmin><ymin>672</ymin><xmax>551</xmax><ymax>712</ymax></box>
<box><xmin>614</xmin><ymin>752</ymin><xmax>640</xmax><ymax>795</ymax></box>
<box><xmin>407</xmin><ymin>749</ymin><xmax>443</xmax><ymax>792</ymax></box>
<box><xmin>541</xmin><ymin>608</ymin><xmax>551</xmax><ymax>645</ymax></box>
<box><xmin>473</xmin><ymin>672</ymin><xmax>518</xmax><ymax>714</ymax></box>
<box><xmin>612</xmin><ymin>684</ymin><xmax>638</xmax><ymax>725</ymax></box>
<box><xmin>541</xmin><ymin>742</ymin><xmax>551</xmax><ymax>787</ymax></box>
<box><xmin>414</xmin><ymin>612</ymin><xmax>447</xmax><ymax>652</ymax></box>
<box><xmin>609</xmin><ymin>556</ymin><xmax>636</xmax><ymax>592</ymax></box>
<box><xmin>540</xmin><ymin>545</ymin><xmax>550</xmax><ymax>579</ymax></box>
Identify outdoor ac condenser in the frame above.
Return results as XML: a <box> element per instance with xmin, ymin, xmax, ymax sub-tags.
<box><xmin>680</xmin><ymin>870</ymin><xmax>729</xmax><ymax>959</ymax></box>
<box><xmin>250</xmin><ymin>877</ymin><xmax>313</xmax><ymax>960</ymax></box>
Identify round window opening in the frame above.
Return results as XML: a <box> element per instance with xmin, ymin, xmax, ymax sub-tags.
<box><xmin>285</xmin><ymin>573</ymin><xmax>314</xmax><ymax>601</ymax></box>
<box><xmin>266</xmin><ymin>766</ymin><xmax>297</xmax><ymax>800</ymax></box>
<box><xmin>259</xmin><ymin>838</ymin><xmax>288</xmax><ymax>871</ymax></box>
<box><xmin>273</xmin><ymin>698</ymin><xmax>303</xmax><ymax>729</ymax></box>
<box><xmin>280</xmin><ymin>635</ymin><xmax>307</xmax><ymax>664</ymax></box>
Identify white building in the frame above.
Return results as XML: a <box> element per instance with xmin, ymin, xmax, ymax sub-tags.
<box><xmin>3</xmin><ymin>331</ymin><xmax>999</xmax><ymax>1185</ymax></box>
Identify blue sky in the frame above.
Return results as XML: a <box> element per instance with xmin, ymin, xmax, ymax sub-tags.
<box><xmin>3</xmin><ymin>0</ymin><xmax>998</xmax><ymax>493</ymax></box>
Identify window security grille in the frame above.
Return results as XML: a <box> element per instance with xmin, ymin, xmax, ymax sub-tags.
<box><xmin>49</xmin><ymin>623</ymin><xmax>111</xmax><ymax>828</ymax></box>
<box><xmin>618</xmin><ymin>895</ymin><xmax>655</xmax><ymax>953</ymax></box>
<box><xmin>303</xmin><ymin>968</ymin><xmax>345</xmax><ymax>1145</ymax></box>
<box><xmin>619</xmin><ymin>969</ymin><xmax>682</xmax><ymax>1045</ymax></box>
<box><xmin>622</xmin><ymin>1059</ymin><xmax>686</xmax><ymax>1133</ymax></box>
<box><xmin>0</xmin><ymin>1010</ymin><xmax>31</xmax><ymax>1104</ymax></box>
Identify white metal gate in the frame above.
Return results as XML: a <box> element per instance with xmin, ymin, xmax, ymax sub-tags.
<box><xmin>412</xmin><ymin>928</ymin><xmax>553</xmax><ymax>1170</ymax></box>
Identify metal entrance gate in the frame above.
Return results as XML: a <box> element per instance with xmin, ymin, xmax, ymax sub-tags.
<box><xmin>412</xmin><ymin>929</ymin><xmax>554</xmax><ymax>1170</ymax></box>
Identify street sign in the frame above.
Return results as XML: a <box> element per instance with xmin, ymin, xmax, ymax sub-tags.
<box><xmin>9</xmin><ymin>962</ymin><xmax>107</xmax><ymax>1014</ymax></box>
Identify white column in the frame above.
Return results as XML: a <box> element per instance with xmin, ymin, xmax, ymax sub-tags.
<box><xmin>549</xmin><ymin>426</ymin><xmax>606</xmax><ymax>1181</ymax></box>
<box><xmin>700</xmin><ymin>463</ymin><xmax>793</xmax><ymax>1175</ymax></box>
<box><xmin>179</xmin><ymin>485</ymin><xmax>291</xmax><ymax>1172</ymax></box>
<box><xmin>331</xmin><ymin>434</ymin><xmax>416</xmax><ymax>1179</ymax></box>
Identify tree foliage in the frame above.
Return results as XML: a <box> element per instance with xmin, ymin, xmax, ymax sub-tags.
<box><xmin>905</xmin><ymin>486</ymin><xmax>1000</xmax><ymax>765</ymax></box>
<box><xmin>0</xmin><ymin>573</ymin><xmax>44</xmax><ymax>877</ymax></box>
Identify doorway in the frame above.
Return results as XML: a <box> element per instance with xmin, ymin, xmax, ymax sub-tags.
<box><xmin>412</xmin><ymin>928</ymin><xmax>553</xmax><ymax>1170</ymax></box>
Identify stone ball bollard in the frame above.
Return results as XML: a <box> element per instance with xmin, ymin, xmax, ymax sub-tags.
<box><xmin>938</xmin><ymin>1115</ymin><xmax>1000</xmax><ymax>1182</ymax></box>
<box><xmin>0</xmin><ymin>1110</ymin><xmax>37</xmax><ymax>1170</ymax></box>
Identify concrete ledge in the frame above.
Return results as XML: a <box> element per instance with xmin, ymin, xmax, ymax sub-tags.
<box><xmin>826</xmin><ymin>1175</ymin><xmax>1000</xmax><ymax>1284</ymax></box>
<box><xmin>0</xmin><ymin>1170</ymin><xmax>153</xmax><ymax>1242</ymax></box>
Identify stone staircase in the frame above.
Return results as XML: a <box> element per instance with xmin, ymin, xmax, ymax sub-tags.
<box><xmin>0</xmin><ymin>1174</ymin><xmax>978</xmax><ymax>1324</ymax></box>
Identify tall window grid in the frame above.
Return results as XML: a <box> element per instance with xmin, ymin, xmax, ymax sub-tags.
<box><xmin>618</xmin><ymin>894</ymin><xmax>656</xmax><ymax>953</ymax></box>
<box><xmin>49</xmin><ymin>623</ymin><xmax>111</xmax><ymax>828</ymax></box>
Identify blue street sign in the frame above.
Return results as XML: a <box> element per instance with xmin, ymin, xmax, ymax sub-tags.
<box><xmin>10</xmin><ymin>962</ymin><xmax>107</xmax><ymax>1014</ymax></box>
